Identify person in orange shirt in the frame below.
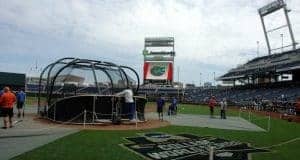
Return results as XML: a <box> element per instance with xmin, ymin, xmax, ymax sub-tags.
<box><xmin>0</xmin><ymin>87</ymin><xmax>16</xmax><ymax>129</ymax></box>
<box><xmin>208</xmin><ymin>96</ymin><xmax>217</xmax><ymax>118</ymax></box>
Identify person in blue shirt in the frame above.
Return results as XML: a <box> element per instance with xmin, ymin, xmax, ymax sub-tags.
<box><xmin>16</xmin><ymin>89</ymin><xmax>26</xmax><ymax>118</ymax></box>
<box><xmin>172</xmin><ymin>97</ymin><xmax>177</xmax><ymax>115</ymax></box>
<box><xmin>168</xmin><ymin>97</ymin><xmax>177</xmax><ymax>115</ymax></box>
<box><xmin>156</xmin><ymin>95</ymin><xmax>165</xmax><ymax>121</ymax></box>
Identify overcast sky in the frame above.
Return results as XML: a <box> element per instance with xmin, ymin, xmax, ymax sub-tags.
<box><xmin>0</xmin><ymin>0</ymin><xmax>300</xmax><ymax>85</ymax></box>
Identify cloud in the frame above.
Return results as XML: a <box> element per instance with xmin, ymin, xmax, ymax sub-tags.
<box><xmin>0</xmin><ymin>0</ymin><xmax>299</xmax><ymax>84</ymax></box>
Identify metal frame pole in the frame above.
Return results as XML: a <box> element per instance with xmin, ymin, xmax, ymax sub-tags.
<box><xmin>213</xmin><ymin>72</ymin><xmax>216</xmax><ymax>87</ymax></box>
<box><xmin>83</xmin><ymin>109</ymin><xmax>86</xmax><ymax>129</ymax></box>
<box><xmin>259</xmin><ymin>15</ymin><xmax>271</xmax><ymax>55</ymax></box>
<box><xmin>54</xmin><ymin>103</ymin><xmax>56</xmax><ymax>121</ymax></box>
<box><xmin>111</xmin><ymin>97</ymin><xmax>115</xmax><ymax>122</ymax></box>
<box><xmin>283</xmin><ymin>5</ymin><xmax>296</xmax><ymax>50</ymax></box>
<box><xmin>46</xmin><ymin>105</ymin><xmax>48</xmax><ymax>118</ymax></box>
<box><xmin>248</xmin><ymin>110</ymin><xmax>251</xmax><ymax>121</ymax></box>
<box><xmin>91</xmin><ymin>64</ymin><xmax>101</xmax><ymax>94</ymax></box>
<box><xmin>199</xmin><ymin>72</ymin><xmax>202</xmax><ymax>87</ymax></box>
<box><xmin>209</xmin><ymin>146</ymin><xmax>214</xmax><ymax>160</ymax></box>
<box><xmin>247</xmin><ymin>143</ymin><xmax>252</xmax><ymax>160</ymax></box>
<box><xmin>281</xmin><ymin>33</ymin><xmax>284</xmax><ymax>53</ymax></box>
<box><xmin>177</xmin><ymin>66</ymin><xmax>180</xmax><ymax>99</ymax></box>
<box><xmin>92</xmin><ymin>96</ymin><xmax>96</xmax><ymax>123</ymax></box>
<box><xmin>268</xmin><ymin>115</ymin><xmax>271</xmax><ymax>132</ymax></box>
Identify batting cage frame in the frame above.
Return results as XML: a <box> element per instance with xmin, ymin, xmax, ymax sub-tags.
<box><xmin>37</xmin><ymin>57</ymin><xmax>146</xmax><ymax>124</ymax></box>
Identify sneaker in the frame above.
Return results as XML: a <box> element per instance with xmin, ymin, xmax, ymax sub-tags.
<box><xmin>129</xmin><ymin>119</ymin><xmax>136</xmax><ymax>122</ymax></box>
<box><xmin>1</xmin><ymin>127</ymin><xmax>7</xmax><ymax>129</ymax></box>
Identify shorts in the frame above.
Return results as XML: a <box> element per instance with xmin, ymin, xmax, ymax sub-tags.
<box><xmin>157</xmin><ymin>106</ymin><xmax>163</xmax><ymax>113</ymax></box>
<box><xmin>0</xmin><ymin>108</ymin><xmax>14</xmax><ymax>118</ymax></box>
<box><xmin>17</xmin><ymin>101</ymin><xmax>24</xmax><ymax>109</ymax></box>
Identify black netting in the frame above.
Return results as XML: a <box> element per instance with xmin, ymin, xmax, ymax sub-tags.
<box><xmin>121</xmin><ymin>67</ymin><xmax>139</xmax><ymax>90</ymax></box>
<box><xmin>47</xmin><ymin>95</ymin><xmax>146</xmax><ymax>123</ymax></box>
<box><xmin>106</xmin><ymin>69</ymin><xmax>127</xmax><ymax>89</ymax></box>
<box><xmin>38</xmin><ymin>58</ymin><xmax>145</xmax><ymax>124</ymax></box>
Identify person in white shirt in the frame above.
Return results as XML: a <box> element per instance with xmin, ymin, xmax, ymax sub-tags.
<box><xmin>220</xmin><ymin>98</ymin><xmax>227</xmax><ymax>119</ymax></box>
<box><xmin>116</xmin><ymin>88</ymin><xmax>135</xmax><ymax>121</ymax></box>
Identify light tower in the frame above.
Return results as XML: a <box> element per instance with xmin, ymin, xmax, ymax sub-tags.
<box><xmin>258</xmin><ymin>0</ymin><xmax>297</xmax><ymax>55</ymax></box>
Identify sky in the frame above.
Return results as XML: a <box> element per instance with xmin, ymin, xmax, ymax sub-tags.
<box><xmin>0</xmin><ymin>0</ymin><xmax>300</xmax><ymax>85</ymax></box>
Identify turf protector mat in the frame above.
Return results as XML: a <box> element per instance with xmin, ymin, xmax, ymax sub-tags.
<box><xmin>122</xmin><ymin>132</ymin><xmax>268</xmax><ymax>160</ymax></box>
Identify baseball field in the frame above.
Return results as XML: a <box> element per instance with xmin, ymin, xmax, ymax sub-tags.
<box><xmin>10</xmin><ymin>102</ymin><xmax>300</xmax><ymax>160</ymax></box>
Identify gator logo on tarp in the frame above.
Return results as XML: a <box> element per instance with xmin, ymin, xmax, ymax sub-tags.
<box><xmin>121</xmin><ymin>133</ymin><xmax>268</xmax><ymax>160</ymax></box>
<box><xmin>150</xmin><ymin>66</ymin><xmax>166</xmax><ymax>76</ymax></box>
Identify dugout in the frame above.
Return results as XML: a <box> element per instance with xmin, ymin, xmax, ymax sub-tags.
<box><xmin>38</xmin><ymin>58</ymin><xmax>146</xmax><ymax>124</ymax></box>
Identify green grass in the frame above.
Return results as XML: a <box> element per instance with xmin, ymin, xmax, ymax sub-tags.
<box><xmin>25</xmin><ymin>96</ymin><xmax>46</xmax><ymax>106</ymax></box>
<box><xmin>25</xmin><ymin>96</ymin><xmax>38</xmax><ymax>106</ymax></box>
<box><xmin>12</xmin><ymin>103</ymin><xmax>300</xmax><ymax>160</ymax></box>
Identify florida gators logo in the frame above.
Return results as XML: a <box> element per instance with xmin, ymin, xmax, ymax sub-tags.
<box><xmin>151</xmin><ymin>66</ymin><xmax>166</xmax><ymax>76</ymax></box>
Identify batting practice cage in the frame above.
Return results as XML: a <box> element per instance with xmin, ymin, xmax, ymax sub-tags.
<box><xmin>38</xmin><ymin>57</ymin><xmax>147</xmax><ymax>124</ymax></box>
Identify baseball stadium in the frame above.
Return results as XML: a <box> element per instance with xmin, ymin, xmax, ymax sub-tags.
<box><xmin>1</xmin><ymin>0</ymin><xmax>300</xmax><ymax>160</ymax></box>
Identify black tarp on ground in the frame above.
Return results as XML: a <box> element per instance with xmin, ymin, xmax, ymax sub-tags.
<box><xmin>47</xmin><ymin>95</ymin><xmax>147</xmax><ymax>123</ymax></box>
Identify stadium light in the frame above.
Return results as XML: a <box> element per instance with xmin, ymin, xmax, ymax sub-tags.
<box><xmin>258</xmin><ymin>0</ymin><xmax>297</xmax><ymax>55</ymax></box>
<box><xmin>213</xmin><ymin>72</ymin><xmax>216</xmax><ymax>86</ymax></box>
<box><xmin>199</xmin><ymin>72</ymin><xmax>202</xmax><ymax>87</ymax></box>
<box><xmin>258</xmin><ymin>0</ymin><xmax>285</xmax><ymax>16</ymax></box>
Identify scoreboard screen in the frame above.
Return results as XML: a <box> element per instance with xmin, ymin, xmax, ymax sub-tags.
<box><xmin>143</xmin><ymin>62</ymin><xmax>173</xmax><ymax>81</ymax></box>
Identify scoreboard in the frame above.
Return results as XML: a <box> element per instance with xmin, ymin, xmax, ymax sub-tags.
<box><xmin>143</xmin><ymin>37</ymin><xmax>175</xmax><ymax>85</ymax></box>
